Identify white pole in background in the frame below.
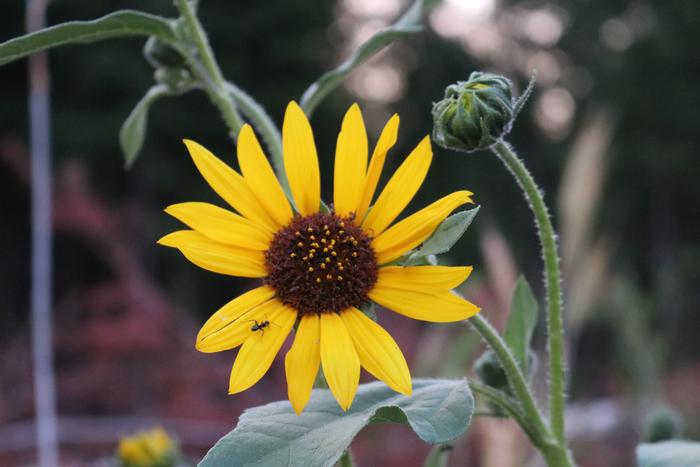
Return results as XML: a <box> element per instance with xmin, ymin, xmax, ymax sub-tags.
<box><xmin>27</xmin><ymin>0</ymin><xmax>59</xmax><ymax>465</ymax></box>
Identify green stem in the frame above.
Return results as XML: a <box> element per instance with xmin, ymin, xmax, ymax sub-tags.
<box><xmin>491</xmin><ymin>140</ymin><xmax>567</xmax><ymax>443</ymax></box>
<box><xmin>468</xmin><ymin>381</ymin><xmax>541</xmax><ymax>445</ymax></box>
<box><xmin>176</xmin><ymin>0</ymin><xmax>244</xmax><ymax>140</ymax></box>
<box><xmin>337</xmin><ymin>450</ymin><xmax>354</xmax><ymax>467</ymax></box>
<box><xmin>469</xmin><ymin>315</ymin><xmax>550</xmax><ymax>442</ymax></box>
<box><xmin>224</xmin><ymin>82</ymin><xmax>289</xmax><ymax>196</ymax></box>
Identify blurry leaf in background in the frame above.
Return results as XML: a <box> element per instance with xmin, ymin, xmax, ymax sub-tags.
<box><xmin>557</xmin><ymin>107</ymin><xmax>616</xmax><ymax>271</ymax></box>
<box><xmin>637</xmin><ymin>440</ymin><xmax>700</xmax><ymax>467</ymax></box>
<box><xmin>120</xmin><ymin>84</ymin><xmax>170</xmax><ymax>168</ymax></box>
<box><xmin>503</xmin><ymin>276</ymin><xmax>538</xmax><ymax>375</ymax></box>
<box><xmin>199</xmin><ymin>379</ymin><xmax>473</xmax><ymax>467</ymax></box>
<box><xmin>0</xmin><ymin>10</ymin><xmax>177</xmax><ymax>66</ymax></box>
<box><xmin>300</xmin><ymin>0</ymin><xmax>436</xmax><ymax>115</ymax></box>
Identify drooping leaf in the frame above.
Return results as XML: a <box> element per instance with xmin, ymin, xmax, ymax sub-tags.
<box><xmin>637</xmin><ymin>440</ymin><xmax>700</xmax><ymax>467</ymax></box>
<box><xmin>300</xmin><ymin>0</ymin><xmax>438</xmax><ymax>115</ymax></box>
<box><xmin>120</xmin><ymin>84</ymin><xmax>170</xmax><ymax>168</ymax></box>
<box><xmin>503</xmin><ymin>276</ymin><xmax>539</xmax><ymax>375</ymax></box>
<box><xmin>199</xmin><ymin>379</ymin><xmax>474</xmax><ymax>467</ymax></box>
<box><xmin>0</xmin><ymin>10</ymin><xmax>177</xmax><ymax>67</ymax></box>
<box><xmin>406</xmin><ymin>207</ymin><xmax>480</xmax><ymax>264</ymax></box>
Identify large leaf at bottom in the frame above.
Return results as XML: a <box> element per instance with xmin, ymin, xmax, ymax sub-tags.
<box><xmin>199</xmin><ymin>378</ymin><xmax>473</xmax><ymax>467</ymax></box>
<box><xmin>637</xmin><ymin>440</ymin><xmax>700</xmax><ymax>467</ymax></box>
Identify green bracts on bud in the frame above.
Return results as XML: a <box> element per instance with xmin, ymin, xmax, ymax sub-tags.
<box><xmin>432</xmin><ymin>72</ymin><xmax>532</xmax><ymax>153</ymax></box>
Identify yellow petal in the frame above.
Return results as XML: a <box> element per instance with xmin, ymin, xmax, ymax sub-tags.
<box><xmin>197</xmin><ymin>286</ymin><xmax>275</xmax><ymax>345</ymax></box>
<box><xmin>372</xmin><ymin>191</ymin><xmax>474</xmax><ymax>264</ymax></box>
<box><xmin>341</xmin><ymin>308</ymin><xmax>411</xmax><ymax>396</ymax></box>
<box><xmin>355</xmin><ymin>114</ymin><xmax>399</xmax><ymax>222</ymax></box>
<box><xmin>229</xmin><ymin>301</ymin><xmax>296</xmax><ymax>394</ymax></box>
<box><xmin>376</xmin><ymin>265</ymin><xmax>474</xmax><ymax>291</ymax></box>
<box><xmin>183</xmin><ymin>139</ymin><xmax>278</xmax><ymax>232</ymax></box>
<box><xmin>196</xmin><ymin>296</ymin><xmax>278</xmax><ymax>353</ymax></box>
<box><xmin>362</xmin><ymin>136</ymin><xmax>432</xmax><ymax>236</ymax></box>
<box><xmin>369</xmin><ymin>286</ymin><xmax>481</xmax><ymax>323</ymax></box>
<box><xmin>283</xmin><ymin>101</ymin><xmax>320</xmax><ymax>215</ymax></box>
<box><xmin>237</xmin><ymin>125</ymin><xmax>293</xmax><ymax>227</ymax></box>
<box><xmin>285</xmin><ymin>314</ymin><xmax>321</xmax><ymax>415</ymax></box>
<box><xmin>165</xmin><ymin>202</ymin><xmax>273</xmax><ymax>250</ymax></box>
<box><xmin>334</xmin><ymin>103</ymin><xmax>368</xmax><ymax>218</ymax></box>
<box><xmin>320</xmin><ymin>312</ymin><xmax>360</xmax><ymax>411</ymax></box>
<box><xmin>157</xmin><ymin>230</ymin><xmax>266</xmax><ymax>278</ymax></box>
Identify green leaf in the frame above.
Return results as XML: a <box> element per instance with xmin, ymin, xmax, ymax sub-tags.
<box><xmin>422</xmin><ymin>445</ymin><xmax>452</xmax><ymax>467</ymax></box>
<box><xmin>503</xmin><ymin>276</ymin><xmax>538</xmax><ymax>375</ymax></box>
<box><xmin>300</xmin><ymin>0</ymin><xmax>436</xmax><ymax>116</ymax></box>
<box><xmin>406</xmin><ymin>207</ymin><xmax>480</xmax><ymax>264</ymax></box>
<box><xmin>199</xmin><ymin>379</ymin><xmax>474</xmax><ymax>467</ymax></box>
<box><xmin>637</xmin><ymin>441</ymin><xmax>700</xmax><ymax>467</ymax></box>
<box><xmin>0</xmin><ymin>10</ymin><xmax>177</xmax><ymax>67</ymax></box>
<box><xmin>119</xmin><ymin>84</ymin><xmax>170</xmax><ymax>168</ymax></box>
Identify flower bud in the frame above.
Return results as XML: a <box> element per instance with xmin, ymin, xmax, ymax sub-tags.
<box><xmin>154</xmin><ymin>66</ymin><xmax>194</xmax><ymax>94</ymax></box>
<box><xmin>117</xmin><ymin>427</ymin><xmax>180</xmax><ymax>467</ymax></box>
<box><xmin>475</xmin><ymin>349</ymin><xmax>509</xmax><ymax>392</ymax></box>
<box><xmin>432</xmin><ymin>72</ymin><xmax>531</xmax><ymax>153</ymax></box>
<box><xmin>644</xmin><ymin>406</ymin><xmax>684</xmax><ymax>443</ymax></box>
<box><xmin>143</xmin><ymin>37</ymin><xmax>186</xmax><ymax>69</ymax></box>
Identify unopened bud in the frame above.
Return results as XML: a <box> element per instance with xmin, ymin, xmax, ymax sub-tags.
<box><xmin>432</xmin><ymin>72</ymin><xmax>533</xmax><ymax>152</ymax></box>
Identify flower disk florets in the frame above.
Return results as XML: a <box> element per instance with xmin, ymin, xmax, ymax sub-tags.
<box><xmin>264</xmin><ymin>212</ymin><xmax>378</xmax><ymax>315</ymax></box>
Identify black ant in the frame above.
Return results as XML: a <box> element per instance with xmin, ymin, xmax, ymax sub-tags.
<box><xmin>249</xmin><ymin>319</ymin><xmax>279</xmax><ymax>338</ymax></box>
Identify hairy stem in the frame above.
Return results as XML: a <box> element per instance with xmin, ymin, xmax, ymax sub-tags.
<box><xmin>469</xmin><ymin>315</ymin><xmax>550</xmax><ymax>441</ymax></box>
<box><xmin>490</xmin><ymin>140</ymin><xmax>567</xmax><ymax>443</ymax></box>
<box><xmin>468</xmin><ymin>381</ymin><xmax>541</xmax><ymax>445</ymax></box>
<box><xmin>176</xmin><ymin>0</ymin><xmax>244</xmax><ymax>140</ymax></box>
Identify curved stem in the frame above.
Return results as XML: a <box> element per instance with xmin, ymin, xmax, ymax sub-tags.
<box><xmin>224</xmin><ymin>82</ymin><xmax>289</xmax><ymax>196</ymax></box>
<box><xmin>469</xmin><ymin>314</ymin><xmax>551</xmax><ymax>441</ymax></box>
<box><xmin>490</xmin><ymin>140</ymin><xmax>567</xmax><ymax>443</ymax></box>
<box><xmin>469</xmin><ymin>381</ymin><xmax>541</xmax><ymax>445</ymax></box>
<box><xmin>176</xmin><ymin>0</ymin><xmax>244</xmax><ymax>140</ymax></box>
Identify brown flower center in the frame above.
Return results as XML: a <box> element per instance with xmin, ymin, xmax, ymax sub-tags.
<box><xmin>264</xmin><ymin>212</ymin><xmax>378</xmax><ymax>315</ymax></box>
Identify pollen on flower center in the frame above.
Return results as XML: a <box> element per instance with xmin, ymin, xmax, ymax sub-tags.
<box><xmin>264</xmin><ymin>212</ymin><xmax>378</xmax><ymax>315</ymax></box>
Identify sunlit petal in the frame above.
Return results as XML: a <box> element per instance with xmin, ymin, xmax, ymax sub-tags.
<box><xmin>320</xmin><ymin>312</ymin><xmax>360</xmax><ymax>411</ymax></box>
<box><xmin>283</xmin><ymin>101</ymin><xmax>320</xmax><ymax>215</ymax></box>
<box><xmin>341</xmin><ymin>308</ymin><xmax>411</xmax><ymax>395</ymax></box>
<box><xmin>229</xmin><ymin>302</ymin><xmax>296</xmax><ymax>394</ymax></box>
<box><xmin>285</xmin><ymin>314</ymin><xmax>321</xmax><ymax>415</ymax></box>
<box><xmin>157</xmin><ymin>230</ymin><xmax>266</xmax><ymax>277</ymax></box>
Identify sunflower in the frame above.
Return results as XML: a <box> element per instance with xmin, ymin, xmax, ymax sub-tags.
<box><xmin>158</xmin><ymin>102</ymin><xmax>480</xmax><ymax>414</ymax></box>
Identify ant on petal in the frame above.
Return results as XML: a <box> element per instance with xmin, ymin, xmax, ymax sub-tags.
<box><xmin>249</xmin><ymin>319</ymin><xmax>279</xmax><ymax>339</ymax></box>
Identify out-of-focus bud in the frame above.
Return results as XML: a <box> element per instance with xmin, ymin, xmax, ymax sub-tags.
<box><xmin>432</xmin><ymin>71</ymin><xmax>533</xmax><ymax>153</ymax></box>
<box><xmin>117</xmin><ymin>426</ymin><xmax>180</xmax><ymax>467</ymax></box>
<box><xmin>144</xmin><ymin>37</ymin><xmax>186</xmax><ymax>69</ymax></box>
<box><xmin>475</xmin><ymin>349</ymin><xmax>509</xmax><ymax>393</ymax></box>
<box><xmin>154</xmin><ymin>66</ymin><xmax>194</xmax><ymax>94</ymax></box>
<box><xmin>644</xmin><ymin>405</ymin><xmax>684</xmax><ymax>443</ymax></box>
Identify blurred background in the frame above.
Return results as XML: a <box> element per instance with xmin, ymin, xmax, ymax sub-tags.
<box><xmin>1</xmin><ymin>0</ymin><xmax>699</xmax><ymax>465</ymax></box>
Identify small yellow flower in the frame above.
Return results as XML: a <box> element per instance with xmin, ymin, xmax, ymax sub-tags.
<box><xmin>159</xmin><ymin>102</ymin><xmax>480</xmax><ymax>414</ymax></box>
<box><xmin>117</xmin><ymin>427</ymin><xmax>178</xmax><ymax>467</ymax></box>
